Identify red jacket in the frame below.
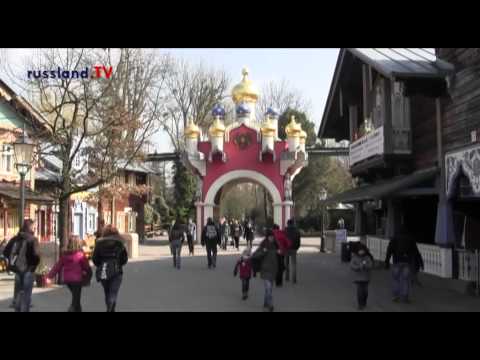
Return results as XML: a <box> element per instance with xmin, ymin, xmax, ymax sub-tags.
<box><xmin>48</xmin><ymin>250</ymin><xmax>91</xmax><ymax>284</ymax></box>
<box><xmin>235</xmin><ymin>258</ymin><xmax>252</xmax><ymax>279</ymax></box>
<box><xmin>273</xmin><ymin>229</ymin><xmax>291</xmax><ymax>255</ymax></box>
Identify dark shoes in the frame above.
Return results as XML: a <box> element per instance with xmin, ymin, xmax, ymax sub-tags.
<box><xmin>242</xmin><ymin>294</ymin><xmax>248</xmax><ymax>300</ymax></box>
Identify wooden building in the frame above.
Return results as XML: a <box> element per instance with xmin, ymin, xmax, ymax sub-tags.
<box><xmin>318</xmin><ymin>48</ymin><xmax>480</xmax><ymax>279</ymax></box>
<box><xmin>0</xmin><ymin>79</ymin><xmax>54</xmax><ymax>242</ymax></box>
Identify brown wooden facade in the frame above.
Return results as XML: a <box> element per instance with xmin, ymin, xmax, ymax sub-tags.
<box><xmin>319</xmin><ymin>48</ymin><xmax>480</xmax><ymax>252</ymax></box>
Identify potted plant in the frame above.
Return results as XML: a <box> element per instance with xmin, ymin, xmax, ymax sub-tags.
<box><xmin>35</xmin><ymin>264</ymin><xmax>50</xmax><ymax>288</ymax></box>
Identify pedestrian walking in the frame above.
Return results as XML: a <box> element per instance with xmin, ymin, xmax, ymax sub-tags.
<box><xmin>233</xmin><ymin>248</ymin><xmax>253</xmax><ymax>300</ymax></box>
<box><xmin>187</xmin><ymin>219</ymin><xmax>196</xmax><ymax>256</ymax></box>
<box><xmin>285</xmin><ymin>218</ymin><xmax>301</xmax><ymax>284</ymax></box>
<box><xmin>201</xmin><ymin>218</ymin><xmax>220</xmax><ymax>269</ymax></box>
<box><xmin>92</xmin><ymin>225</ymin><xmax>128</xmax><ymax>312</ymax></box>
<box><xmin>385</xmin><ymin>231</ymin><xmax>422</xmax><ymax>303</ymax></box>
<box><xmin>47</xmin><ymin>235</ymin><xmax>92</xmax><ymax>312</ymax></box>
<box><xmin>252</xmin><ymin>229</ymin><xmax>279</xmax><ymax>312</ymax></box>
<box><xmin>244</xmin><ymin>221</ymin><xmax>254</xmax><ymax>248</ymax></box>
<box><xmin>350</xmin><ymin>242</ymin><xmax>374</xmax><ymax>310</ymax></box>
<box><xmin>169</xmin><ymin>219</ymin><xmax>185</xmax><ymax>269</ymax></box>
<box><xmin>272</xmin><ymin>224</ymin><xmax>291</xmax><ymax>287</ymax></box>
<box><xmin>219</xmin><ymin>217</ymin><xmax>229</xmax><ymax>250</ymax></box>
<box><xmin>231</xmin><ymin>220</ymin><xmax>242</xmax><ymax>250</ymax></box>
<box><xmin>3</xmin><ymin>219</ymin><xmax>40</xmax><ymax>312</ymax></box>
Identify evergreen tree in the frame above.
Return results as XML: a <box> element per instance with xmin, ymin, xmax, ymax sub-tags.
<box><xmin>172</xmin><ymin>159</ymin><xmax>197</xmax><ymax>222</ymax></box>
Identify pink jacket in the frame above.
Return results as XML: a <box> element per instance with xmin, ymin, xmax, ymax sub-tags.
<box><xmin>48</xmin><ymin>250</ymin><xmax>91</xmax><ymax>284</ymax></box>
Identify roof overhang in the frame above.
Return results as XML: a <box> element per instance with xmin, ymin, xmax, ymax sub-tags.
<box><xmin>322</xmin><ymin>166</ymin><xmax>439</xmax><ymax>204</ymax></box>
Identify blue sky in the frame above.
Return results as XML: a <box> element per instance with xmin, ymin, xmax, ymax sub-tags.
<box><xmin>1</xmin><ymin>48</ymin><xmax>340</xmax><ymax>152</ymax></box>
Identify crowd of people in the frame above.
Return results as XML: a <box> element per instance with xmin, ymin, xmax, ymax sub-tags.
<box><xmin>1</xmin><ymin>216</ymin><xmax>425</xmax><ymax>312</ymax></box>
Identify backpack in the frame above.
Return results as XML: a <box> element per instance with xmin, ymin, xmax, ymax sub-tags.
<box><xmin>96</xmin><ymin>247</ymin><xmax>121</xmax><ymax>282</ymax></box>
<box><xmin>205</xmin><ymin>225</ymin><xmax>218</xmax><ymax>241</ymax></box>
<box><xmin>8</xmin><ymin>237</ymin><xmax>29</xmax><ymax>274</ymax></box>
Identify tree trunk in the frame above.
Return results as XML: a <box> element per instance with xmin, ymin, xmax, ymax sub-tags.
<box><xmin>58</xmin><ymin>194</ymin><xmax>70</xmax><ymax>251</ymax></box>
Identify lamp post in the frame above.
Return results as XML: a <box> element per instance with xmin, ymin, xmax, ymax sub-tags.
<box><xmin>13</xmin><ymin>130</ymin><xmax>35</xmax><ymax>228</ymax></box>
<box><xmin>318</xmin><ymin>188</ymin><xmax>328</xmax><ymax>253</ymax></box>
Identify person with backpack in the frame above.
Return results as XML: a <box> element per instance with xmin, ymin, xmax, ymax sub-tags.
<box><xmin>92</xmin><ymin>225</ymin><xmax>128</xmax><ymax>312</ymax></box>
<box><xmin>385</xmin><ymin>231</ymin><xmax>422</xmax><ymax>304</ymax></box>
<box><xmin>186</xmin><ymin>219</ymin><xmax>196</xmax><ymax>256</ymax></box>
<box><xmin>3</xmin><ymin>219</ymin><xmax>40</xmax><ymax>312</ymax></box>
<box><xmin>231</xmin><ymin>220</ymin><xmax>242</xmax><ymax>250</ymax></box>
<box><xmin>285</xmin><ymin>218</ymin><xmax>301</xmax><ymax>284</ymax></box>
<box><xmin>244</xmin><ymin>221</ymin><xmax>254</xmax><ymax>248</ymax></box>
<box><xmin>350</xmin><ymin>242</ymin><xmax>374</xmax><ymax>310</ymax></box>
<box><xmin>201</xmin><ymin>217</ymin><xmax>220</xmax><ymax>269</ymax></box>
<box><xmin>272</xmin><ymin>224</ymin><xmax>291</xmax><ymax>287</ymax></box>
<box><xmin>252</xmin><ymin>229</ymin><xmax>279</xmax><ymax>312</ymax></box>
<box><xmin>233</xmin><ymin>248</ymin><xmax>253</xmax><ymax>300</ymax></box>
<box><xmin>47</xmin><ymin>235</ymin><xmax>92</xmax><ymax>312</ymax></box>
<box><xmin>169</xmin><ymin>219</ymin><xmax>185</xmax><ymax>269</ymax></box>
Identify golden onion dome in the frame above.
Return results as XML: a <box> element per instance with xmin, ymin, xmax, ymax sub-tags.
<box><xmin>299</xmin><ymin>130</ymin><xmax>307</xmax><ymax>143</ymax></box>
<box><xmin>261</xmin><ymin>117</ymin><xmax>277</xmax><ymax>137</ymax></box>
<box><xmin>231</xmin><ymin>67</ymin><xmax>260</xmax><ymax>104</ymax></box>
<box><xmin>209</xmin><ymin>117</ymin><xmax>226</xmax><ymax>137</ymax></box>
<box><xmin>285</xmin><ymin>115</ymin><xmax>303</xmax><ymax>138</ymax></box>
<box><xmin>184</xmin><ymin>119</ymin><xmax>201</xmax><ymax>139</ymax></box>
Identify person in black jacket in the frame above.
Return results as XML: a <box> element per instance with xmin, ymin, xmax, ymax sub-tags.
<box><xmin>385</xmin><ymin>232</ymin><xmax>423</xmax><ymax>303</ymax></box>
<box><xmin>3</xmin><ymin>219</ymin><xmax>40</xmax><ymax>312</ymax></box>
<box><xmin>92</xmin><ymin>225</ymin><xmax>128</xmax><ymax>312</ymax></box>
<box><xmin>201</xmin><ymin>218</ymin><xmax>220</xmax><ymax>269</ymax></box>
<box><xmin>169</xmin><ymin>219</ymin><xmax>185</xmax><ymax>269</ymax></box>
<box><xmin>285</xmin><ymin>218</ymin><xmax>301</xmax><ymax>284</ymax></box>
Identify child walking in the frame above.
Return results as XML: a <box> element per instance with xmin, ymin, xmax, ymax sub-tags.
<box><xmin>234</xmin><ymin>248</ymin><xmax>253</xmax><ymax>300</ymax></box>
<box><xmin>350</xmin><ymin>242</ymin><xmax>374</xmax><ymax>311</ymax></box>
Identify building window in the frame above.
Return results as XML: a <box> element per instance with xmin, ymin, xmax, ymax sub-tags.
<box><xmin>1</xmin><ymin>144</ymin><xmax>13</xmax><ymax>173</ymax></box>
<box><xmin>88</xmin><ymin>213</ymin><xmax>95</xmax><ymax>232</ymax></box>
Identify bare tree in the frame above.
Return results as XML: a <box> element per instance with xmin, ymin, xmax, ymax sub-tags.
<box><xmin>13</xmin><ymin>48</ymin><xmax>169</xmax><ymax>247</ymax></box>
<box><xmin>162</xmin><ymin>59</ymin><xmax>230</xmax><ymax>151</ymax></box>
<box><xmin>256</xmin><ymin>79</ymin><xmax>311</xmax><ymax>119</ymax></box>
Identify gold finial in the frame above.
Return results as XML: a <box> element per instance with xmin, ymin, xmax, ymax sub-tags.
<box><xmin>261</xmin><ymin>117</ymin><xmax>277</xmax><ymax>137</ymax></box>
<box><xmin>232</xmin><ymin>67</ymin><xmax>259</xmax><ymax>104</ymax></box>
<box><xmin>209</xmin><ymin>117</ymin><xmax>226</xmax><ymax>137</ymax></box>
<box><xmin>184</xmin><ymin>118</ymin><xmax>201</xmax><ymax>139</ymax></box>
<box><xmin>285</xmin><ymin>115</ymin><xmax>302</xmax><ymax>138</ymax></box>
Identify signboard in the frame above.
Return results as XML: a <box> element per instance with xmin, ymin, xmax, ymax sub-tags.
<box><xmin>349</xmin><ymin>126</ymin><xmax>384</xmax><ymax>166</ymax></box>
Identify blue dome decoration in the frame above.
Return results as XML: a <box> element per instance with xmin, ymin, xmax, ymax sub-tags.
<box><xmin>265</xmin><ymin>107</ymin><xmax>279</xmax><ymax>118</ymax></box>
<box><xmin>236</xmin><ymin>103</ymin><xmax>251</xmax><ymax>116</ymax></box>
<box><xmin>212</xmin><ymin>104</ymin><xmax>226</xmax><ymax>118</ymax></box>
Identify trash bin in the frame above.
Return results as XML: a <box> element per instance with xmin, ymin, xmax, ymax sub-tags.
<box><xmin>341</xmin><ymin>242</ymin><xmax>351</xmax><ymax>263</ymax></box>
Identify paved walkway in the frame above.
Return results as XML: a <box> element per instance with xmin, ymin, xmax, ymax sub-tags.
<box><xmin>0</xmin><ymin>237</ymin><xmax>478</xmax><ymax>312</ymax></box>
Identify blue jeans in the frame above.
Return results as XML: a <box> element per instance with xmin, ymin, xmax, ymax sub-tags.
<box><xmin>264</xmin><ymin>280</ymin><xmax>273</xmax><ymax>308</ymax></box>
<box><xmin>15</xmin><ymin>272</ymin><xmax>34</xmax><ymax>312</ymax></box>
<box><xmin>170</xmin><ymin>239</ymin><xmax>182</xmax><ymax>269</ymax></box>
<box><xmin>101</xmin><ymin>274</ymin><xmax>123</xmax><ymax>312</ymax></box>
<box><xmin>392</xmin><ymin>263</ymin><xmax>411</xmax><ymax>300</ymax></box>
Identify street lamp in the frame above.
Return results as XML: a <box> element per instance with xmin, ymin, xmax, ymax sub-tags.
<box><xmin>318</xmin><ymin>188</ymin><xmax>328</xmax><ymax>253</ymax></box>
<box><xmin>13</xmin><ymin>131</ymin><xmax>35</xmax><ymax>227</ymax></box>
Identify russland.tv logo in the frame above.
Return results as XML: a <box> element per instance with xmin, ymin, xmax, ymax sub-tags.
<box><xmin>27</xmin><ymin>66</ymin><xmax>113</xmax><ymax>80</ymax></box>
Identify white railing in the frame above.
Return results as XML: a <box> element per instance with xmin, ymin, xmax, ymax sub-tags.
<box><xmin>366</xmin><ymin>236</ymin><xmax>453</xmax><ymax>278</ymax></box>
<box><xmin>417</xmin><ymin>244</ymin><xmax>452</xmax><ymax>278</ymax></box>
<box><xmin>457</xmin><ymin>249</ymin><xmax>480</xmax><ymax>295</ymax></box>
<box><xmin>366</xmin><ymin>236</ymin><xmax>390</xmax><ymax>262</ymax></box>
